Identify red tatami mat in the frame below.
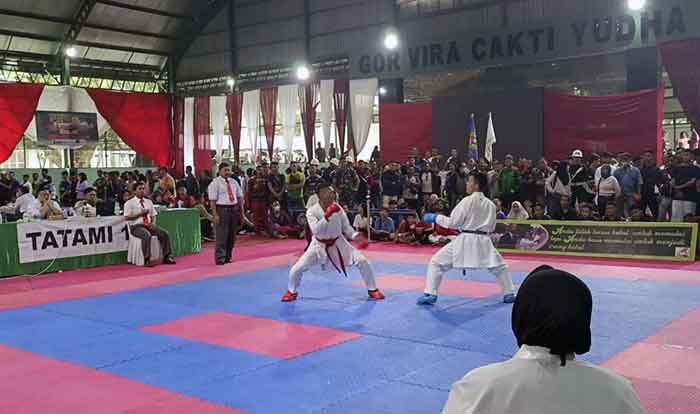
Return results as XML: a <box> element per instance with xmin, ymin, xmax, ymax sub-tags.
<box><xmin>142</xmin><ymin>312</ymin><xmax>363</xmax><ymax>359</ymax></box>
<box><xmin>0</xmin><ymin>345</ymin><xmax>242</xmax><ymax>414</ymax></box>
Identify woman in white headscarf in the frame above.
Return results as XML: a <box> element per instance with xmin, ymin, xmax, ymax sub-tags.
<box><xmin>443</xmin><ymin>266</ymin><xmax>645</xmax><ymax>414</ymax></box>
<box><xmin>507</xmin><ymin>201</ymin><xmax>530</xmax><ymax>220</ymax></box>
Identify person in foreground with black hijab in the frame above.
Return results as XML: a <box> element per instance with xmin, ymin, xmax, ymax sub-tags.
<box><xmin>442</xmin><ymin>265</ymin><xmax>645</xmax><ymax>414</ymax></box>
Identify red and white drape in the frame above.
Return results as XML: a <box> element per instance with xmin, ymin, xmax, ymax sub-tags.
<box><xmin>299</xmin><ymin>82</ymin><xmax>320</xmax><ymax>161</ymax></box>
<box><xmin>226</xmin><ymin>94</ymin><xmax>243</xmax><ymax>165</ymax></box>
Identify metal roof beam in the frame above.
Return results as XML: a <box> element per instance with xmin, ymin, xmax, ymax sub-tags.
<box><xmin>0</xmin><ymin>28</ymin><xmax>169</xmax><ymax>56</ymax></box>
<box><xmin>95</xmin><ymin>0</ymin><xmax>192</xmax><ymax>20</ymax></box>
<box><xmin>170</xmin><ymin>0</ymin><xmax>231</xmax><ymax>71</ymax></box>
<box><xmin>0</xmin><ymin>49</ymin><xmax>162</xmax><ymax>72</ymax></box>
<box><xmin>0</xmin><ymin>8</ymin><xmax>176</xmax><ymax>40</ymax></box>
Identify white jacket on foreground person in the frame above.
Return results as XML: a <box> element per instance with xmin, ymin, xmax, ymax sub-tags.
<box><xmin>443</xmin><ymin>266</ymin><xmax>645</xmax><ymax>414</ymax></box>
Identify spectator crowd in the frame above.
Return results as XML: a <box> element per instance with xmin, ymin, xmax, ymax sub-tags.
<box><xmin>2</xmin><ymin>143</ymin><xmax>700</xmax><ymax>246</ymax></box>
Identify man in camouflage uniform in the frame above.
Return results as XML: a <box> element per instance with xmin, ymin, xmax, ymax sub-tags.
<box><xmin>331</xmin><ymin>156</ymin><xmax>359</xmax><ymax>208</ymax></box>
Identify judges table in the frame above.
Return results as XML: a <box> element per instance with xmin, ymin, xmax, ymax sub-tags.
<box><xmin>0</xmin><ymin>208</ymin><xmax>201</xmax><ymax>278</ymax></box>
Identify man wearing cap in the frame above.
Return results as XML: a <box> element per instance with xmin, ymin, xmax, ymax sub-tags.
<box><xmin>613</xmin><ymin>153</ymin><xmax>643</xmax><ymax>217</ymax></box>
<box><xmin>281</xmin><ymin>183</ymin><xmax>385</xmax><ymax>302</ymax></box>
<box><xmin>208</xmin><ymin>162</ymin><xmax>244</xmax><ymax>265</ymax></box>
<box><xmin>569</xmin><ymin>150</ymin><xmax>595</xmax><ymax>207</ymax></box>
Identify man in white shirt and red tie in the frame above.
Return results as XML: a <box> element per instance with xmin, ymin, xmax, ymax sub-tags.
<box><xmin>124</xmin><ymin>182</ymin><xmax>175</xmax><ymax>266</ymax></box>
<box><xmin>208</xmin><ymin>162</ymin><xmax>244</xmax><ymax>265</ymax></box>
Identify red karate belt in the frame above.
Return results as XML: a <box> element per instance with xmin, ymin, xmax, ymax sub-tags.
<box><xmin>316</xmin><ymin>237</ymin><xmax>347</xmax><ymax>277</ymax></box>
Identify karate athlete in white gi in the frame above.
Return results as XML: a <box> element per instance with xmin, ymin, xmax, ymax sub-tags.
<box><xmin>281</xmin><ymin>184</ymin><xmax>386</xmax><ymax>302</ymax></box>
<box><xmin>419</xmin><ymin>171</ymin><xmax>516</xmax><ymax>305</ymax></box>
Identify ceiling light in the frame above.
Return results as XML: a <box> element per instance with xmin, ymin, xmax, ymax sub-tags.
<box><xmin>628</xmin><ymin>0</ymin><xmax>646</xmax><ymax>11</ymax></box>
<box><xmin>296</xmin><ymin>65</ymin><xmax>311</xmax><ymax>81</ymax></box>
<box><xmin>65</xmin><ymin>46</ymin><xmax>77</xmax><ymax>58</ymax></box>
<box><xmin>384</xmin><ymin>31</ymin><xmax>400</xmax><ymax>50</ymax></box>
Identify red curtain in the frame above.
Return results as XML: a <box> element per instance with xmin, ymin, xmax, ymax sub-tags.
<box><xmin>87</xmin><ymin>89</ymin><xmax>172</xmax><ymax>167</ymax></box>
<box><xmin>172</xmin><ymin>96</ymin><xmax>185</xmax><ymax>177</ymax></box>
<box><xmin>379</xmin><ymin>102</ymin><xmax>433</xmax><ymax>162</ymax></box>
<box><xmin>333</xmin><ymin>79</ymin><xmax>349</xmax><ymax>154</ymax></box>
<box><xmin>660</xmin><ymin>40</ymin><xmax>700</xmax><ymax>132</ymax></box>
<box><xmin>260</xmin><ymin>87</ymin><xmax>278</xmax><ymax>159</ymax></box>
<box><xmin>544</xmin><ymin>88</ymin><xmax>664</xmax><ymax>162</ymax></box>
<box><xmin>226</xmin><ymin>94</ymin><xmax>243</xmax><ymax>165</ymax></box>
<box><xmin>0</xmin><ymin>83</ymin><xmax>45</xmax><ymax>164</ymax></box>
<box><xmin>299</xmin><ymin>82</ymin><xmax>320</xmax><ymax>161</ymax></box>
<box><xmin>193</xmin><ymin>96</ymin><xmax>211</xmax><ymax>174</ymax></box>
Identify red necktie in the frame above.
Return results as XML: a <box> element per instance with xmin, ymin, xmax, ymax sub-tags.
<box><xmin>225</xmin><ymin>178</ymin><xmax>236</xmax><ymax>203</ymax></box>
<box><xmin>140</xmin><ymin>198</ymin><xmax>150</xmax><ymax>225</ymax></box>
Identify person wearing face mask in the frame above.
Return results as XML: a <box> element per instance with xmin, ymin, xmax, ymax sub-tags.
<box><xmin>443</xmin><ymin>265</ymin><xmax>645</xmax><ymax>414</ymax></box>
<box><xmin>596</xmin><ymin>164</ymin><xmax>622</xmax><ymax>218</ymax></box>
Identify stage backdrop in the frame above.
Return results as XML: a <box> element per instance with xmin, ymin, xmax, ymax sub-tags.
<box><xmin>544</xmin><ymin>88</ymin><xmax>664</xmax><ymax>162</ymax></box>
<box><xmin>379</xmin><ymin>102</ymin><xmax>433</xmax><ymax>162</ymax></box>
<box><xmin>432</xmin><ymin>88</ymin><xmax>544</xmax><ymax>162</ymax></box>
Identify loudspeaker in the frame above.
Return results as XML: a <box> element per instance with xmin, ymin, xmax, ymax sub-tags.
<box><xmin>626</xmin><ymin>47</ymin><xmax>659</xmax><ymax>91</ymax></box>
<box><xmin>378</xmin><ymin>78</ymin><xmax>404</xmax><ymax>104</ymax></box>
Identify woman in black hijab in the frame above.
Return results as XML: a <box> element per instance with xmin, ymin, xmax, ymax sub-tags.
<box><xmin>512</xmin><ymin>265</ymin><xmax>592</xmax><ymax>366</ymax></box>
<box><xmin>443</xmin><ymin>265</ymin><xmax>645</xmax><ymax>414</ymax></box>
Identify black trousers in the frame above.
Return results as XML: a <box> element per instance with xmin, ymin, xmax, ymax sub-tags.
<box><xmin>130</xmin><ymin>224</ymin><xmax>172</xmax><ymax>260</ymax></box>
<box><xmin>641</xmin><ymin>192</ymin><xmax>659</xmax><ymax>219</ymax></box>
<box><xmin>216</xmin><ymin>205</ymin><xmax>240</xmax><ymax>264</ymax></box>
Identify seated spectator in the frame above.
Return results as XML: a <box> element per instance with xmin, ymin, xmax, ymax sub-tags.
<box><xmin>353</xmin><ymin>204</ymin><xmax>371</xmax><ymax>232</ymax></box>
<box><xmin>170</xmin><ymin>186</ymin><xmax>195</xmax><ymax>209</ymax></box>
<box><xmin>493</xmin><ymin>198</ymin><xmax>507</xmax><ymax>220</ymax></box>
<box><xmin>578</xmin><ymin>203</ymin><xmax>597</xmax><ymax>221</ymax></box>
<box><xmin>551</xmin><ymin>196</ymin><xmax>579</xmax><ymax>220</ymax></box>
<box><xmin>530</xmin><ymin>203</ymin><xmax>551</xmax><ymax>220</ymax></box>
<box><xmin>372</xmin><ymin>208</ymin><xmax>396</xmax><ymax>241</ymax></box>
<box><xmin>602</xmin><ymin>203</ymin><xmax>622</xmax><ymax>222</ymax></box>
<box><xmin>507</xmin><ymin>201</ymin><xmax>530</xmax><ymax>220</ymax></box>
<box><xmin>628</xmin><ymin>205</ymin><xmax>652</xmax><ymax>222</ymax></box>
<box><xmin>14</xmin><ymin>186</ymin><xmax>36</xmax><ymax>217</ymax></box>
<box><xmin>443</xmin><ymin>265</ymin><xmax>644</xmax><ymax>414</ymax></box>
<box><xmin>268</xmin><ymin>201</ymin><xmax>301</xmax><ymax>239</ymax></box>
<box><xmin>396</xmin><ymin>214</ymin><xmax>420</xmax><ymax>245</ymax></box>
<box><xmin>523</xmin><ymin>199</ymin><xmax>534</xmax><ymax>218</ymax></box>
<box><xmin>27</xmin><ymin>190</ymin><xmax>63</xmax><ymax>220</ymax></box>
<box><xmin>428</xmin><ymin>224</ymin><xmax>459</xmax><ymax>245</ymax></box>
<box><xmin>388</xmin><ymin>199</ymin><xmax>399</xmax><ymax>211</ymax></box>
<box><xmin>74</xmin><ymin>187</ymin><xmax>98</xmax><ymax>218</ymax></box>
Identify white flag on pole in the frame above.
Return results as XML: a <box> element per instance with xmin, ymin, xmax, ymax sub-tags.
<box><xmin>485</xmin><ymin>112</ymin><xmax>497</xmax><ymax>162</ymax></box>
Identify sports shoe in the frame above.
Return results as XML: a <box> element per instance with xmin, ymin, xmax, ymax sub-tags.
<box><xmin>368</xmin><ymin>289</ymin><xmax>385</xmax><ymax>300</ymax></box>
<box><xmin>503</xmin><ymin>293</ymin><xmax>516</xmax><ymax>304</ymax></box>
<box><xmin>416</xmin><ymin>294</ymin><xmax>438</xmax><ymax>305</ymax></box>
<box><xmin>281</xmin><ymin>291</ymin><xmax>298</xmax><ymax>302</ymax></box>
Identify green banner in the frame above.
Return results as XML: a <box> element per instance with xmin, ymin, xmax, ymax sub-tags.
<box><xmin>0</xmin><ymin>209</ymin><xmax>201</xmax><ymax>278</ymax></box>
<box><xmin>494</xmin><ymin>220</ymin><xmax>698</xmax><ymax>262</ymax></box>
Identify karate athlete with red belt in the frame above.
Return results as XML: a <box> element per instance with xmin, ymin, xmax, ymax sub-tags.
<box><xmin>282</xmin><ymin>183</ymin><xmax>385</xmax><ymax>302</ymax></box>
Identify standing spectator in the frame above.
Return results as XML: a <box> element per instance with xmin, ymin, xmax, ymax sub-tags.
<box><xmin>569</xmin><ymin>150</ymin><xmax>595</xmax><ymax>206</ymax></box>
<box><xmin>8</xmin><ymin>172</ymin><xmax>20</xmax><ymax>197</ymax></box>
<box><xmin>670</xmin><ymin>150</ymin><xmax>700</xmax><ymax>222</ymax></box>
<box><xmin>518</xmin><ymin>159</ymin><xmax>537</xmax><ymax>203</ymax></box>
<box><xmin>429</xmin><ymin>147</ymin><xmax>443</xmax><ymax>171</ymax></box>
<box><xmin>21</xmin><ymin>174</ymin><xmax>32</xmax><ymax>194</ymax></box>
<box><xmin>402</xmin><ymin>167</ymin><xmax>420</xmax><ymax>210</ymax></box>
<box><xmin>657</xmin><ymin>167</ymin><xmax>673</xmax><ymax>221</ymax></box>
<box><xmin>640</xmin><ymin>150</ymin><xmax>662</xmax><ymax>219</ymax></box>
<box><xmin>184</xmin><ymin>166</ymin><xmax>200</xmax><ymax>197</ymax></box>
<box><xmin>328</xmin><ymin>142</ymin><xmax>337</xmax><ymax>160</ymax></box>
<box><xmin>248</xmin><ymin>165</ymin><xmax>270</xmax><ymax>233</ymax></box>
<box><xmin>323</xmin><ymin>158</ymin><xmax>337</xmax><ymax>182</ymax></box>
<box><xmin>331</xmin><ymin>156</ymin><xmax>359</xmax><ymax>208</ymax></box>
<box><xmin>445</xmin><ymin>148</ymin><xmax>460</xmax><ymax>168</ymax></box>
<box><xmin>381</xmin><ymin>162</ymin><xmax>403</xmax><ymax>208</ymax></box>
<box><xmin>545</xmin><ymin>161</ymin><xmax>571</xmax><ymax>217</ymax></box>
<box><xmin>596</xmin><ymin>164</ymin><xmax>621</xmax><ymax>218</ymax></box>
<box><xmin>499</xmin><ymin>155</ymin><xmax>520</xmax><ymax>211</ymax></box>
<box><xmin>594</xmin><ymin>152</ymin><xmax>617</xmax><ymax>186</ymax></box>
<box><xmin>0</xmin><ymin>171</ymin><xmax>13</xmax><ymax>205</ymax></box>
<box><xmin>532</xmin><ymin>158</ymin><xmax>550</xmax><ymax>206</ymax></box>
<box><xmin>315</xmin><ymin>142</ymin><xmax>326</xmax><ymax>163</ymax></box>
<box><xmin>198</xmin><ymin>170</ymin><xmax>212</xmax><ymax>198</ymax></box>
<box><xmin>76</xmin><ymin>172</ymin><xmax>89</xmax><ymax>201</ymax></box>
<box><xmin>488</xmin><ymin>160</ymin><xmax>502</xmax><ymax>200</ymax></box>
<box><xmin>303</xmin><ymin>159</ymin><xmax>323</xmax><ymax>203</ymax></box>
<box><xmin>370</xmin><ymin>145</ymin><xmax>381</xmax><ymax>162</ymax></box>
<box><xmin>678</xmin><ymin>131</ymin><xmax>691</xmax><ymax>149</ymax></box>
<box><xmin>420</xmin><ymin>163</ymin><xmax>441</xmax><ymax>202</ymax></box>
<box><xmin>267</xmin><ymin>161</ymin><xmax>287</xmax><ymax>207</ymax></box>
<box><xmin>445</xmin><ymin>163</ymin><xmax>468</xmax><ymax>210</ymax></box>
<box><xmin>613</xmin><ymin>153</ymin><xmax>642</xmax><ymax>217</ymax></box>
<box><xmin>158</xmin><ymin>167</ymin><xmax>176</xmax><ymax>197</ymax></box>
<box><xmin>286</xmin><ymin>161</ymin><xmax>305</xmax><ymax>209</ymax></box>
